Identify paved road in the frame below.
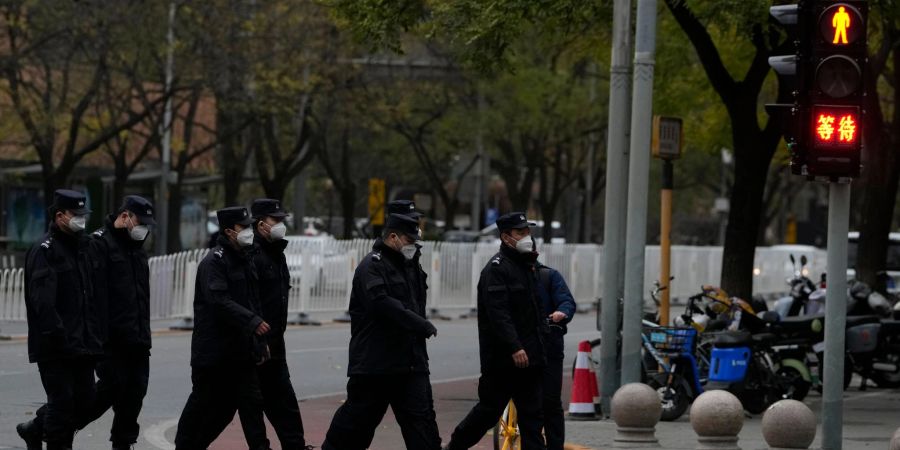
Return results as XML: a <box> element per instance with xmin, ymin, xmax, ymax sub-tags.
<box><xmin>4</xmin><ymin>313</ymin><xmax>899</xmax><ymax>450</ymax></box>
<box><xmin>0</xmin><ymin>314</ymin><xmax>601</xmax><ymax>449</ymax></box>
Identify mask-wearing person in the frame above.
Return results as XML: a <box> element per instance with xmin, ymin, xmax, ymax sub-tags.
<box><xmin>18</xmin><ymin>189</ymin><xmax>103</xmax><ymax>450</ymax></box>
<box><xmin>322</xmin><ymin>213</ymin><xmax>441</xmax><ymax>450</ymax></box>
<box><xmin>236</xmin><ymin>198</ymin><xmax>310</xmax><ymax>449</ymax></box>
<box><xmin>444</xmin><ymin>212</ymin><xmax>549</xmax><ymax>450</ymax></box>
<box><xmin>174</xmin><ymin>206</ymin><xmax>273</xmax><ymax>450</ymax></box>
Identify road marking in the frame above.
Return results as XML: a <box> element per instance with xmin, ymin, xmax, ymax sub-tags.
<box><xmin>144</xmin><ymin>418</ymin><xmax>178</xmax><ymax>450</ymax></box>
<box><xmin>287</xmin><ymin>346</ymin><xmax>347</xmax><ymax>354</ymax></box>
<box><xmin>143</xmin><ymin>374</ymin><xmax>481</xmax><ymax>449</ymax></box>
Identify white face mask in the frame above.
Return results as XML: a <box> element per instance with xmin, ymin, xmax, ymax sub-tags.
<box><xmin>268</xmin><ymin>222</ymin><xmax>287</xmax><ymax>241</ymax></box>
<box><xmin>401</xmin><ymin>244</ymin><xmax>417</xmax><ymax>260</ymax></box>
<box><xmin>66</xmin><ymin>215</ymin><xmax>87</xmax><ymax>232</ymax></box>
<box><xmin>127</xmin><ymin>216</ymin><xmax>150</xmax><ymax>241</ymax></box>
<box><xmin>514</xmin><ymin>236</ymin><xmax>534</xmax><ymax>253</ymax></box>
<box><xmin>236</xmin><ymin>228</ymin><xmax>255</xmax><ymax>247</ymax></box>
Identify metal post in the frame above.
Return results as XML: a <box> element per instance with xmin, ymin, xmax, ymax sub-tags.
<box><xmin>599</xmin><ymin>0</ymin><xmax>633</xmax><ymax>415</ymax></box>
<box><xmin>659</xmin><ymin>160</ymin><xmax>673</xmax><ymax>326</ymax></box>
<box><xmin>156</xmin><ymin>1</ymin><xmax>176</xmax><ymax>256</ymax></box>
<box><xmin>621</xmin><ymin>0</ymin><xmax>658</xmax><ymax>385</ymax></box>
<box><xmin>822</xmin><ymin>182</ymin><xmax>850</xmax><ymax>450</ymax></box>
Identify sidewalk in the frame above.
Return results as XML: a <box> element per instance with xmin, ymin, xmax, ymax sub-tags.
<box><xmin>566</xmin><ymin>388</ymin><xmax>899</xmax><ymax>450</ymax></box>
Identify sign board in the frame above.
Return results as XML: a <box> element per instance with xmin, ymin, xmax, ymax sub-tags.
<box><xmin>368</xmin><ymin>178</ymin><xmax>385</xmax><ymax>226</ymax></box>
<box><xmin>652</xmin><ymin>116</ymin><xmax>683</xmax><ymax>160</ymax></box>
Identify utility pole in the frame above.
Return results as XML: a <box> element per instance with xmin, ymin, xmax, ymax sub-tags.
<box><xmin>620</xmin><ymin>0</ymin><xmax>658</xmax><ymax>385</ymax></box>
<box><xmin>156</xmin><ymin>1</ymin><xmax>176</xmax><ymax>255</ymax></box>
<box><xmin>472</xmin><ymin>89</ymin><xmax>485</xmax><ymax>232</ymax></box>
<box><xmin>599</xmin><ymin>0</ymin><xmax>633</xmax><ymax>415</ymax></box>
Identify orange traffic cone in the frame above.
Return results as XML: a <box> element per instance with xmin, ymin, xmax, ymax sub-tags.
<box><xmin>568</xmin><ymin>340</ymin><xmax>599</xmax><ymax>421</ymax></box>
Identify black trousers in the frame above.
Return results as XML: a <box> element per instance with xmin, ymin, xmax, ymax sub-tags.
<box><xmin>322</xmin><ymin>373</ymin><xmax>441</xmax><ymax>450</ymax></box>
<box><xmin>174</xmin><ymin>364</ymin><xmax>270</xmax><ymax>450</ymax></box>
<box><xmin>542</xmin><ymin>331</ymin><xmax>566</xmax><ymax>450</ymax></box>
<box><xmin>33</xmin><ymin>352</ymin><xmax>150</xmax><ymax>446</ymax></box>
<box><xmin>37</xmin><ymin>357</ymin><xmax>97</xmax><ymax>448</ymax></box>
<box><xmin>238</xmin><ymin>358</ymin><xmax>306</xmax><ymax>449</ymax></box>
<box><xmin>447</xmin><ymin>367</ymin><xmax>545</xmax><ymax>450</ymax></box>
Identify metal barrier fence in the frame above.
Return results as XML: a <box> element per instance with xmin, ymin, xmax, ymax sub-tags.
<box><xmin>0</xmin><ymin>241</ymin><xmax>827</xmax><ymax>322</ymax></box>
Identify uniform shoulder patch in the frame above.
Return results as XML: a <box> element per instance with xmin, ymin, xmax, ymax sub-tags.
<box><xmin>40</xmin><ymin>237</ymin><xmax>53</xmax><ymax>249</ymax></box>
<box><xmin>371</xmin><ymin>251</ymin><xmax>382</xmax><ymax>261</ymax></box>
<box><xmin>491</xmin><ymin>256</ymin><xmax>502</xmax><ymax>265</ymax></box>
<box><xmin>214</xmin><ymin>248</ymin><xmax>224</xmax><ymax>258</ymax></box>
<box><xmin>92</xmin><ymin>228</ymin><xmax>106</xmax><ymax>237</ymax></box>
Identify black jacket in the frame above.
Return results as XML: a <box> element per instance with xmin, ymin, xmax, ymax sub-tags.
<box><xmin>90</xmin><ymin>216</ymin><xmax>151</xmax><ymax>354</ymax></box>
<box><xmin>24</xmin><ymin>224</ymin><xmax>105</xmax><ymax>363</ymax></box>
<box><xmin>476</xmin><ymin>244</ymin><xmax>547</xmax><ymax>373</ymax></box>
<box><xmin>251</xmin><ymin>232</ymin><xmax>291</xmax><ymax>359</ymax></box>
<box><xmin>347</xmin><ymin>239</ymin><xmax>436</xmax><ymax>375</ymax></box>
<box><xmin>190</xmin><ymin>235</ymin><xmax>266</xmax><ymax>368</ymax></box>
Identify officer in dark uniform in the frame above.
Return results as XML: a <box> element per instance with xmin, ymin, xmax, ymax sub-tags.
<box><xmin>444</xmin><ymin>212</ymin><xmax>547</xmax><ymax>450</ymax></box>
<box><xmin>18</xmin><ymin>189</ymin><xmax>104</xmax><ymax>450</ymax></box>
<box><xmin>322</xmin><ymin>213</ymin><xmax>441</xmax><ymax>450</ymax></box>
<box><xmin>23</xmin><ymin>195</ymin><xmax>158</xmax><ymax>450</ymax></box>
<box><xmin>236</xmin><ymin>198</ymin><xmax>310</xmax><ymax>450</ymax></box>
<box><xmin>387</xmin><ymin>199</ymin><xmax>428</xmax><ymax>311</ymax></box>
<box><xmin>174</xmin><ymin>206</ymin><xmax>272</xmax><ymax>450</ymax></box>
<box><xmin>84</xmin><ymin>195</ymin><xmax>155</xmax><ymax>449</ymax></box>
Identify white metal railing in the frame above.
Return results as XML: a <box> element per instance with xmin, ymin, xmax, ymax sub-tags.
<box><xmin>0</xmin><ymin>242</ymin><xmax>827</xmax><ymax>322</ymax></box>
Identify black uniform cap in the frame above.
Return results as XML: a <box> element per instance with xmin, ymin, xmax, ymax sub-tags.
<box><xmin>251</xmin><ymin>198</ymin><xmax>289</xmax><ymax>219</ymax></box>
<box><xmin>53</xmin><ymin>189</ymin><xmax>91</xmax><ymax>215</ymax></box>
<box><xmin>121</xmin><ymin>195</ymin><xmax>156</xmax><ymax>226</ymax></box>
<box><xmin>387</xmin><ymin>199</ymin><xmax>423</xmax><ymax>219</ymax></box>
<box><xmin>386</xmin><ymin>213</ymin><xmax>421</xmax><ymax>241</ymax></box>
<box><xmin>496</xmin><ymin>212</ymin><xmax>536</xmax><ymax>232</ymax></box>
<box><xmin>217</xmin><ymin>206</ymin><xmax>254</xmax><ymax>230</ymax></box>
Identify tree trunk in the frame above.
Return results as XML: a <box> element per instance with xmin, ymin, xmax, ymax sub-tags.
<box><xmin>167</xmin><ymin>174</ymin><xmax>185</xmax><ymax>253</ymax></box>
<box><xmin>720</xmin><ymin>119</ymin><xmax>776</xmax><ymax>300</ymax></box>
<box><xmin>855</xmin><ymin>49</ymin><xmax>900</xmax><ymax>286</ymax></box>
<box><xmin>340</xmin><ymin>183</ymin><xmax>356</xmax><ymax>239</ymax></box>
<box><xmin>217</xmin><ymin>108</ymin><xmax>246</xmax><ymax>206</ymax></box>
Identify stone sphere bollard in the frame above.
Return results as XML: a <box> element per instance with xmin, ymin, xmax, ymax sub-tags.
<box><xmin>691</xmin><ymin>390</ymin><xmax>743</xmax><ymax>450</ymax></box>
<box><xmin>761</xmin><ymin>400</ymin><xmax>816</xmax><ymax>449</ymax></box>
<box><xmin>611</xmin><ymin>382</ymin><xmax>661</xmax><ymax>448</ymax></box>
<box><xmin>891</xmin><ymin>427</ymin><xmax>900</xmax><ymax>450</ymax></box>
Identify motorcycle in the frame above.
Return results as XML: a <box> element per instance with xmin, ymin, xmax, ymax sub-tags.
<box><xmin>774</xmin><ymin>255</ymin><xmax>817</xmax><ymax>318</ymax></box>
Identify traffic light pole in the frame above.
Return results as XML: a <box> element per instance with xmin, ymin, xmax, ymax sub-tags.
<box><xmin>621</xmin><ymin>0</ymin><xmax>658</xmax><ymax>385</ymax></box>
<box><xmin>822</xmin><ymin>182</ymin><xmax>850</xmax><ymax>450</ymax></box>
<box><xmin>599</xmin><ymin>0</ymin><xmax>632</xmax><ymax>415</ymax></box>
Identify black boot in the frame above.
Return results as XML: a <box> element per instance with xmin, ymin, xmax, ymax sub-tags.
<box><xmin>16</xmin><ymin>419</ymin><xmax>43</xmax><ymax>450</ymax></box>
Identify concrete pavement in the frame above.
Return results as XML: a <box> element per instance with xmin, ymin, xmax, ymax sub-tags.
<box><xmin>2</xmin><ymin>314</ymin><xmax>899</xmax><ymax>449</ymax></box>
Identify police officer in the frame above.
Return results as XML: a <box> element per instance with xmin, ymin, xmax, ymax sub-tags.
<box><xmin>322</xmin><ymin>213</ymin><xmax>441</xmax><ymax>450</ymax></box>
<box><xmin>236</xmin><ymin>199</ymin><xmax>310</xmax><ymax>450</ymax></box>
<box><xmin>83</xmin><ymin>195</ymin><xmax>156</xmax><ymax>449</ymax></box>
<box><xmin>534</xmin><ymin>259</ymin><xmax>576</xmax><ymax>450</ymax></box>
<box><xmin>174</xmin><ymin>206</ymin><xmax>272</xmax><ymax>450</ymax></box>
<box><xmin>387</xmin><ymin>199</ymin><xmax>427</xmax><ymax>309</ymax></box>
<box><xmin>444</xmin><ymin>212</ymin><xmax>547</xmax><ymax>450</ymax></box>
<box><xmin>18</xmin><ymin>189</ymin><xmax>104</xmax><ymax>450</ymax></box>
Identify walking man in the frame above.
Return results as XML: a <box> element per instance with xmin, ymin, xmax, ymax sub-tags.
<box><xmin>322</xmin><ymin>213</ymin><xmax>441</xmax><ymax>450</ymax></box>
<box><xmin>444</xmin><ymin>212</ymin><xmax>548</xmax><ymax>450</ymax></box>
<box><xmin>534</xmin><ymin>259</ymin><xmax>576</xmax><ymax>450</ymax></box>
<box><xmin>174</xmin><ymin>206</ymin><xmax>272</xmax><ymax>450</ymax></box>
<box><xmin>18</xmin><ymin>190</ymin><xmax>104</xmax><ymax>450</ymax></box>
<box><xmin>237</xmin><ymin>198</ymin><xmax>311</xmax><ymax>450</ymax></box>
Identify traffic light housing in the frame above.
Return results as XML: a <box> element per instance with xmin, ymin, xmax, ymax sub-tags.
<box><xmin>804</xmin><ymin>1</ymin><xmax>866</xmax><ymax>179</ymax></box>
<box><xmin>767</xmin><ymin>1</ymin><xmax>867</xmax><ymax>180</ymax></box>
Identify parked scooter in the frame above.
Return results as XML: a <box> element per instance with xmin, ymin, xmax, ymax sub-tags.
<box><xmin>774</xmin><ymin>255</ymin><xmax>817</xmax><ymax>318</ymax></box>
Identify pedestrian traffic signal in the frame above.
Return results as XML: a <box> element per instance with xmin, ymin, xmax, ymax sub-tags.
<box><xmin>766</xmin><ymin>3</ymin><xmax>806</xmax><ymax>175</ymax></box>
<box><xmin>803</xmin><ymin>1</ymin><xmax>867</xmax><ymax>178</ymax></box>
